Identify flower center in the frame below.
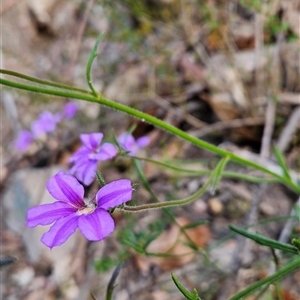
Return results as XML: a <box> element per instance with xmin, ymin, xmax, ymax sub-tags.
<box><xmin>77</xmin><ymin>202</ymin><xmax>96</xmax><ymax>215</ymax></box>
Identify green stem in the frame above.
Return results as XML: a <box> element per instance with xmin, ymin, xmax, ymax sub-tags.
<box><xmin>132</xmin><ymin>156</ymin><xmax>280</xmax><ymax>184</ymax></box>
<box><xmin>0</xmin><ymin>69</ymin><xmax>92</xmax><ymax>95</ymax></box>
<box><xmin>1</xmin><ymin>75</ymin><xmax>299</xmax><ymax>193</ymax></box>
<box><xmin>229</xmin><ymin>257</ymin><xmax>300</xmax><ymax>300</ymax></box>
<box><xmin>119</xmin><ymin>157</ymin><xmax>227</xmax><ymax>212</ymax></box>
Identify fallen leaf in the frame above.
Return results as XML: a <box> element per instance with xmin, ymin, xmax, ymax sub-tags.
<box><xmin>143</xmin><ymin>217</ymin><xmax>211</xmax><ymax>271</ymax></box>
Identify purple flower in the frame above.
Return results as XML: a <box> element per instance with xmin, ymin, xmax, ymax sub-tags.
<box><xmin>117</xmin><ymin>132</ymin><xmax>150</xmax><ymax>156</ymax></box>
<box><xmin>14</xmin><ymin>130</ymin><xmax>34</xmax><ymax>151</ymax></box>
<box><xmin>63</xmin><ymin>102</ymin><xmax>78</xmax><ymax>119</ymax></box>
<box><xmin>69</xmin><ymin>133</ymin><xmax>117</xmax><ymax>185</ymax></box>
<box><xmin>31</xmin><ymin>111</ymin><xmax>60</xmax><ymax>137</ymax></box>
<box><xmin>26</xmin><ymin>171</ymin><xmax>132</xmax><ymax>249</ymax></box>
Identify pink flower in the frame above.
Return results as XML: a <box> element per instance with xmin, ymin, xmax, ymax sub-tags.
<box><xmin>26</xmin><ymin>171</ymin><xmax>132</xmax><ymax>249</ymax></box>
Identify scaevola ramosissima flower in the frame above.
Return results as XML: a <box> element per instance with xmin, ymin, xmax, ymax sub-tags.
<box><xmin>26</xmin><ymin>171</ymin><xmax>133</xmax><ymax>249</ymax></box>
<box><xmin>69</xmin><ymin>133</ymin><xmax>117</xmax><ymax>185</ymax></box>
<box><xmin>117</xmin><ymin>132</ymin><xmax>150</xmax><ymax>156</ymax></box>
<box><xmin>14</xmin><ymin>102</ymin><xmax>78</xmax><ymax>152</ymax></box>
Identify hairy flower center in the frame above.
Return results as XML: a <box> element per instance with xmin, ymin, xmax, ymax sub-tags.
<box><xmin>77</xmin><ymin>203</ymin><xmax>96</xmax><ymax>215</ymax></box>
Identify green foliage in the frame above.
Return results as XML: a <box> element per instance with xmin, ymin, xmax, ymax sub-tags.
<box><xmin>119</xmin><ymin>216</ymin><xmax>165</xmax><ymax>255</ymax></box>
<box><xmin>273</xmin><ymin>146</ymin><xmax>292</xmax><ymax>180</ymax></box>
<box><xmin>96</xmin><ymin>171</ymin><xmax>106</xmax><ymax>187</ymax></box>
<box><xmin>229</xmin><ymin>224</ymin><xmax>299</xmax><ymax>254</ymax></box>
<box><xmin>94</xmin><ymin>250</ymin><xmax>128</xmax><ymax>272</ymax></box>
<box><xmin>228</xmin><ymin>258</ymin><xmax>300</xmax><ymax>300</ymax></box>
<box><xmin>171</xmin><ymin>273</ymin><xmax>202</xmax><ymax>300</ymax></box>
<box><xmin>106</xmin><ymin>262</ymin><xmax>124</xmax><ymax>300</ymax></box>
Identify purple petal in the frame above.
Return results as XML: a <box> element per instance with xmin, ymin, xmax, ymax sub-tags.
<box><xmin>63</xmin><ymin>102</ymin><xmax>78</xmax><ymax>119</ymax></box>
<box><xmin>72</xmin><ymin>160</ymin><xmax>98</xmax><ymax>186</ymax></box>
<box><xmin>46</xmin><ymin>171</ymin><xmax>85</xmax><ymax>208</ymax></box>
<box><xmin>96</xmin><ymin>179</ymin><xmax>132</xmax><ymax>210</ymax></box>
<box><xmin>78</xmin><ymin>208</ymin><xmax>115</xmax><ymax>241</ymax></box>
<box><xmin>41</xmin><ymin>214</ymin><xmax>79</xmax><ymax>249</ymax></box>
<box><xmin>31</xmin><ymin>111</ymin><xmax>58</xmax><ymax>137</ymax></box>
<box><xmin>118</xmin><ymin>133</ymin><xmax>135</xmax><ymax>152</ymax></box>
<box><xmin>69</xmin><ymin>146</ymin><xmax>90</xmax><ymax>163</ymax></box>
<box><xmin>26</xmin><ymin>202</ymin><xmax>75</xmax><ymax>227</ymax></box>
<box><xmin>14</xmin><ymin>130</ymin><xmax>33</xmax><ymax>151</ymax></box>
<box><xmin>80</xmin><ymin>133</ymin><xmax>103</xmax><ymax>150</ymax></box>
<box><xmin>94</xmin><ymin>143</ymin><xmax>117</xmax><ymax>161</ymax></box>
<box><xmin>136</xmin><ymin>136</ymin><xmax>150</xmax><ymax>149</ymax></box>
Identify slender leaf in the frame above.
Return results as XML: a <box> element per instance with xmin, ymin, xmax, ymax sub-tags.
<box><xmin>171</xmin><ymin>273</ymin><xmax>201</xmax><ymax>300</ymax></box>
<box><xmin>86</xmin><ymin>34</ymin><xmax>105</xmax><ymax>95</ymax></box>
<box><xmin>229</xmin><ymin>258</ymin><xmax>300</xmax><ymax>300</ymax></box>
<box><xmin>96</xmin><ymin>171</ymin><xmax>106</xmax><ymax>187</ymax></box>
<box><xmin>229</xmin><ymin>225</ymin><xmax>298</xmax><ymax>254</ymax></box>
<box><xmin>210</xmin><ymin>156</ymin><xmax>230</xmax><ymax>194</ymax></box>
<box><xmin>273</xmin><ymin>146</ymin><xmax>291</xmax><ymax>180</ymax></box>
<box><xmin>106</xmin><ymin>262</ymin><xmax>124</xmax><ymax>300</ymax></box>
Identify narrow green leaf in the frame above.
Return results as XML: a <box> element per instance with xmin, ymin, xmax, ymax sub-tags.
<box><xmin>106</xmin><ymin>262</ymin><xmax>124</xmax><ymax>300</ymax></box>
<box><xmin>229</xmin><ymin>257</ymin><xmax>300</xmax><ymax>300</ymax></box>
<box><xmin>132</xmin><ymin>159</ymin><xmax>158</xmax><ymax>201</ymax></box>
<box><xmin>86</xmin><ymin>34</ymin><xmax>105</xmax><ymax>96</ymax></box>
<box><xmin>210</xmin><ymin>156</ymin><xmax>230</xmax><ymax>194</ymax></box>
<box><xmin>229</xmin><ymin>225</ymin><xmax>298</xmax><ymax>254</ymax></box>
<box><xmin>273</xmin><ymin>146</ymin><xmax>291</xmax><ymax>180</ymax></box>
<box><xmin>171</xmin><ymin>273</ymin><xmax>201</xmax><ymax>300</ymax></box>
<box><xmin>96</xmin><ymin>171</ymin><xmax>106</xmax><ymax>187</ymax></box>
<box><xmin>122</xmin><ymin>239</ymin><xmax>144</xmax><ymax>254</ymax></box>
<box><xmin>291</xmin><ymin>238</ymin><xmax>300</xmax><ymax>253</ymax></box>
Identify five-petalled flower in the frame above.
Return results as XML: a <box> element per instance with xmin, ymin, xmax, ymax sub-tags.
<box><xmin>117</xmin><ymin>132</ymin><xmax>150</xmax><ymax>156</ymax></box>
<box><xmin>69</xmin><ymin>133</ymin><xmax>117</xmax><ymax>185</ymax></box>
<box><xmin>26</xmin><ymin>171</ymin><xmax>132</xmax><ymax>249</ymax></box>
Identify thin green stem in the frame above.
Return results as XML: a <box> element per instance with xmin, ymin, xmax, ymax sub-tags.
<box><xmin>1</xmin><ymin>76</ymin><xmax>299</xmax><ymax>193</ymax></box>
<box><xmin>132</xmin><ymin>156</ymin><xmax>281</xmax><ymax>184</ymax></box>
<box><xmin>228</xmin><ymin>257</ymin><xmax>300</xmax><ymax>300</ymax></box>
<box><xmin>119</xmin><ymin>157</ymin><xmax>228</xmax><ymax>212</ymax></box>
<box><xmin>0</xmin><ymin>69</ymin><xmax>91</xmax><ymax>95</ymax></box>
<box><xmin>121</xmin><ymin>175</ymin><xmax>212</xmax><ymax>212</ymax></box>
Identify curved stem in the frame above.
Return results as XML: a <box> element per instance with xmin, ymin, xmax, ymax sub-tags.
<box><xmin>0</xmin><ymin>69</ymin><xmax>92</xmax><ymax>95</ymax></box>
<box><xmin>119</xmin><ymin>158</ymin><xmax>220</xmax><ymax>212</ymax></box>
<box><xmin>132</xmin><ymin>156</ymin><xmax>281</xmax><ymax>184</ymax></box>
<box><xmin>1</xmin><ymin>75</ymin><xmax>299</xmax><ymax>193</ymax></box>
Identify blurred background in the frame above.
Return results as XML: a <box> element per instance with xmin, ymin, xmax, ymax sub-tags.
<box><xmin>1</xmin><ymin>0</ymin><xmax>300</xmax><ymax>299</ymax></box>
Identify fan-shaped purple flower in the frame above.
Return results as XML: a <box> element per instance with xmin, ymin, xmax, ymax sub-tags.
<box><xmin>117</xmin><ymin>132</ymin><xmax>150</xmax><ymax>156</ymax></box>
<box><xmin>69</xmin><ymin>133</ymin><xmax>117</xmax><ymax>185</ymax></box>
<box><xmin>26</xmin><ymin>171</ymin><xmax>132</xmax><ymax>249</ymax></box>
